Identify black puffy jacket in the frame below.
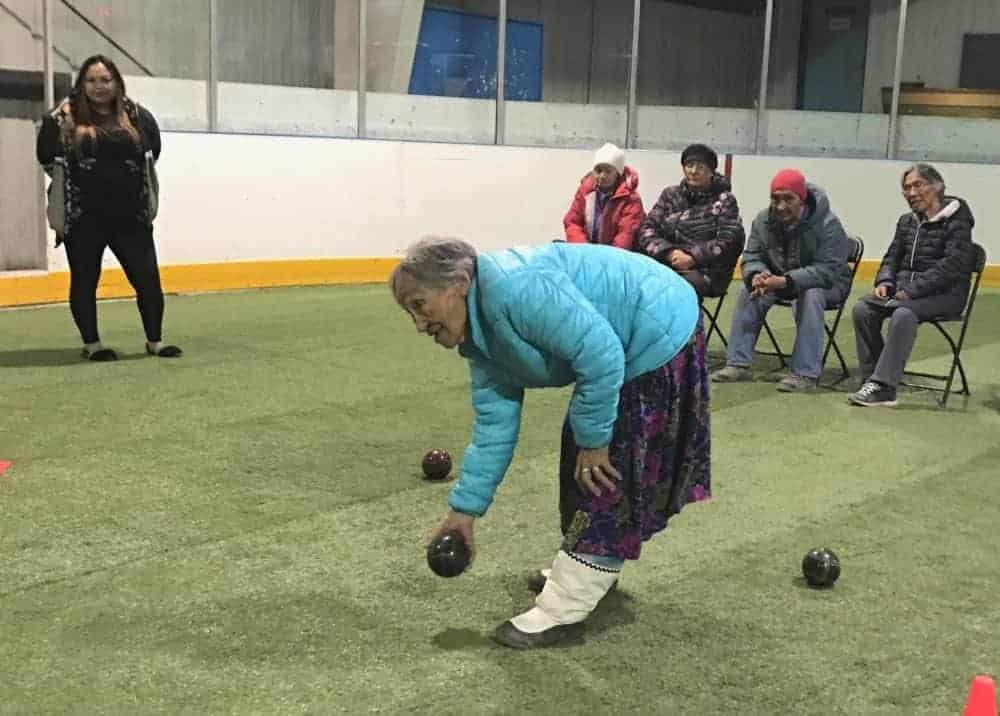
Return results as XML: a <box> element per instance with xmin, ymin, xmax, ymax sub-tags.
<box><xmin>875</xmin><ymin>197</ymin><xmax>975</xmax><ymax>313</ymax></box>
<box><xmin>636</xmin><ymin>175</ymin><xmax>745</xmax><ymax>297</ymax></box>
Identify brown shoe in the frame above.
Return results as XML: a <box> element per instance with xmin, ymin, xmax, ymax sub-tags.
<box><xmin>776</xmin><ymin>373</ymin><xmax>817</xmax><ymax>392</ymax></box>
<box><xmin>711</xmin><ymin>365</ymin><xmax>752</xmax><ymax>383</ymax></box>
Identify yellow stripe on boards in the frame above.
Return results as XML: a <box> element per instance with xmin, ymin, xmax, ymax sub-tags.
<box><xmin>733</xmin><ymin>259</ymin><xmax>1000</xmax><ymax>287</ymax></box>
<box><xmin>0</xmin><ymin>257</ymin><xmax>402</xmax><ymax>307</ymax></box>
<box><xmin>1</xmin><ymin>257</ymin><xmax>997</xmax><ymax>308</ymax></box>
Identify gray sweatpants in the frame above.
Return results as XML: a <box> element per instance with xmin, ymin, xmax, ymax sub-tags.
<box><xmin>852</xmin><ymin>299</ymin><xmax>919</xmax><ymax>387</ymax></box>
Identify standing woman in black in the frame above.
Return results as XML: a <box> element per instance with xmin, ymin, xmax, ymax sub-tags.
<box><xmin>37</xmin><ymin>54</ymin><xmax>181</xmax><ymax>361</ymax></box>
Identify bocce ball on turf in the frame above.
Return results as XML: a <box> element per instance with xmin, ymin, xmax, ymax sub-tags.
<box><xmin>427</xmin><ymin>530</ymin><xmax>470</xmax><ymax>578</ymax></box>
<box><xmin>422</xmin><ymin>449</ymin><xmax>452</xmax><ymax>481</ymax></box>
<box><xmin>802</xmin><ymin>547</ymin><xmax>841</xmax><ymax>588</ymax></box>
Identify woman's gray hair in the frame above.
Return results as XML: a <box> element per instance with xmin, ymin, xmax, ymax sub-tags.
<box><xmin>902</xmin><ymin>163</ymin><xmax>946</xmax><ymax>196</ymax></box>
<box><xmin>389</xmin><ymin>236</ymin><xmax>477</xmax><ymax>303</ymax></box>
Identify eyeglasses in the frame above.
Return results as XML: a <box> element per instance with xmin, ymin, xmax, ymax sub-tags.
<box><xmin>902</xmin><ymin>180</ymin><xmax>929</xmax><ymax>194</ymax></box>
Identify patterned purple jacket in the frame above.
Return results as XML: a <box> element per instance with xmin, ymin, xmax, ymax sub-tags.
<box><xmin>636</xmin><ymin>175</ymin><xmax>745</xmax><ymax>297</ymax></box>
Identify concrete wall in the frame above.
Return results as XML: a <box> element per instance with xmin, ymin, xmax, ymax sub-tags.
<box><xmin>419</xmin><ymin>0</ymin><xmax>1000</xmax><ymax>112</ymax></box>
<box><xmin>8</xmin><ymin>0</ymin><xmax>1000</xmax><ymax>109</ymax></box>
<box><xmin>766</xmin><ymin>1</ymin><xmax>805</xmax><ymax>110</ymax></box>
<box><xmin>21</xmin><ymin>0</ymin><xmax>344</xmax><ymax>87</ymax></box>
<box><xmin>863</xmin><ymin>0</ymin><xmax>1000</xmax><ymax>113</ymax></box>
<box><xmin>365</xmin><ymin>0</ymin><xmax>425</xmax><ymax>93</ymax></box>
<box><xmin>427</xmin><ymin>1</ymin><xmax>763</xmax><ymax>107</ymax></box>
<box><xmin>215</xmin><ymin>0</ymin><xmax>337</xmax><ymax>87</ymax></box>
<box><xmin>50</xmin><ymin>0</ymin><xmax>210</xmax><ymax>79</ymax></box>
<box><xmin>638</xmin><ymin>2</ymin><xmax>764</xmax><ymax>108</ymax></box>
<box><xmin>860</xmin><ymin>0</ymin><xmax>900</xmax><ymax>114</ymax></box>
<box><xmin>333</xmin><ymin>0</ymin><xmax>361</xmax><ymax>90</ymax></box>
<box><xmin>0</xmin><ymin>0</ymin><xmax>44</xmax><ymax>72</ymax></box>
<box><xmin>22</xmin><ymin>131</ymin><xmax>994</xmax><ymax>276</ymax></box>
<box><xmin>367</xmin><ymin>0</ymin><xmax>634</xmax><ymax>103</ymax></box>
<box><xmin>0</xmin><ymin>120</ymin><xmax>46</xmax><ymax>271</ymax></box>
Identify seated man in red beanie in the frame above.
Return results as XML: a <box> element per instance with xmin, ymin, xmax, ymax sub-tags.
<box><xmin>711</xmin><ymin>169</ymin><xmax>853</xmax><ymax>392</ymax></box>
<box><xmin>563</xmin><ymin>142</ymin><xmax>645</xmax><ymax>250</ymax></box>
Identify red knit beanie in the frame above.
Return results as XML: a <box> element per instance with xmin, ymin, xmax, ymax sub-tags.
<box><xmin>770</xmin><ymin>169</ymin><xmax>807</xmax><ymax>200</ymax></box>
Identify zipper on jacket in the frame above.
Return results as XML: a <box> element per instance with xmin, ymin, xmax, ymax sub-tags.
<box><xmin>908</xmin><ymin>219</ymin><xmax>922</xmax><ymax>284</ymax></box>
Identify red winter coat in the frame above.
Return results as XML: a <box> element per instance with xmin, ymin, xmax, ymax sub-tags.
<box><xmin>563</xmin><ymin>166</ymin><xmax>645</xmax><ymax>250</ymax></box>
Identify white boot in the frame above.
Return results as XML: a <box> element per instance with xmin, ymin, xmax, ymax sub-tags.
<box><xmin>495</xmin><ymin>551</ymin><xmax>621</xmax><ymax>649</ymax></box>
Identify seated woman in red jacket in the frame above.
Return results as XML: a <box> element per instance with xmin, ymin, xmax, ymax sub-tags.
<box><xmin>563</xmin><ymin>143</ymin><xmax>645</xmax><ymax>250</ymax></box>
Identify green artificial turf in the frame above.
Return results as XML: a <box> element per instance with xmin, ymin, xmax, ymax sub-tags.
<box><xmin>1</xmin><ymin>283</ymin><xmax>998</xmax><ymax>714</ymax></box>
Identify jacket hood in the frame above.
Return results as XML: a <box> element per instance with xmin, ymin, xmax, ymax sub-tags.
<box><xmin>578</xmin><ymin>165</ymin><xmax>639</xmax><ymax>197</ymax></box>
<box><xmin>919</xmin><ymin>196</ymin><xmax>975</xmax><ymax>228</ymax></box>
<box><xmin>803</xmin><ymin>182</ymin><xmax>832</xmax><ymax>226</ymax></box>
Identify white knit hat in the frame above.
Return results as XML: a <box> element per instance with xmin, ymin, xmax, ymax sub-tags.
<box><xmin>593</xmin><ymin>142</ymin><xmax>625</xmax><ymax>174</ymax></box>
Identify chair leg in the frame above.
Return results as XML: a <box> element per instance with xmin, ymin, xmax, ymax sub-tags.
<box><xmin>827</xmin><ymin>334</ymin><xmax>850</xmax><ymax>383</ymax></box>
<box><xmin>820</xmin><ymin>298</ymin><xmax>851</xmax><ymax>383</ymax></box>
<box><xmin>700</xmin><ymin>305</ymin><xmax>718</xmax><ymax>350</ymax></box>
<box><xmin>762</xmin><ymin>320</ymin><xmax>788</xmax><ymax>369</ymax></box>
<box><xmin>955</xmin><ymin>357</ymin><xmax>970</xmax><ymax>395</ymax></box>
<box><xmin>707</xmin><ymin>298</ymin><xmax>728</xmax><ymax>349</ymax></box>
<box><xmin>941</xmin><ymin>355</ymin><xmax>968</xmax><ymax>408</ymax></box>
<box><xmin>934</xmin><ymin>321</ymin><xmax>972</xmax><ymax>408</ymax></box>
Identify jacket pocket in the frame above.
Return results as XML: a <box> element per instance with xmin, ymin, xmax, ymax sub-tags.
<box><xmin>46</xmin><ymin>157</ymin><xmax>68</xmax><ymax>240</ymax></box>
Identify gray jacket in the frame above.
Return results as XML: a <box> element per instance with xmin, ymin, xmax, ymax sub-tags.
<box><xmin>742</xmin><ymin>183</ymin><xmax>852</xmax><ymax>300</ymax></box>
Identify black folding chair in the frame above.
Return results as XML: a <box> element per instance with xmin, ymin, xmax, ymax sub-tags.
<box><xmin>699</xmin><ymin>263</ymin><xmax>740</xmax><ymax>353</ymax></box>
<box><xmin>758</xmin><ymin>235</ymin><xmax>864</xmax><ymax>384</ymax></box>
<box><xmin>900</xmin><ymin>242</ymin><xmax>987</xmax><ymax>407</ymax></box>
<box><xmin>701</xmin><ymin>293</ymin><xmax>729</xmax><ymax>350</ymax></box>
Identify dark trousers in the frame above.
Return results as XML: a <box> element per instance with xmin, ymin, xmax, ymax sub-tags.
<box><xmin>852</xmin><ymin>298</ymin><xmax>918</xmax><ymax>388</ymax></box>
<box><xmin>64</xmin><ymin>215</ymin><xmax>164</xmax><ymax>344</ymax></box>
<box><xmin>852</xmin><ymin>291</ymin><xmax>966</xmax><ymax>388</ymax></box>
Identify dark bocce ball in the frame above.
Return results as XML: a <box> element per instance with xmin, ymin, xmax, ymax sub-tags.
<box><xmin>427</xmin><ymin>530</ymin><xmax>470</xmax><ymax>578</ymax></box>
<box><xmin>802</xmin><ymin>547</ymin><xmax>841</xmax><ymax>588</ymax></box>
<box><xmin>422</xmin><ymin>449</ymin><xmax>452</xmax><ymax>481</ymax></box>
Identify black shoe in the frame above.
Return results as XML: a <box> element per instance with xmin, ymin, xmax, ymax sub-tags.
<box><xmin>147</xmin><ymin>344</ymin><xmax>183</xmax><ymax>358</ymax></box>
<box><xmin>848</xmin><ymin>380</ymin><xmax>898</xmax><ymax>407</ymax></box>
<box><xmin>82</xmin><ymin>348</ymin><xmax>117</xmax><ymax>362</ymax></box>
<box><xmin>492</xmin><ymin>620</ymin><xmax>585</xmax><ymax>650</ymax></box>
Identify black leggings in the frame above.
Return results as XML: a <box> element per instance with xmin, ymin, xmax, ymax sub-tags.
<box><xmin>64</xmin><ymin>215</ymin><xmax>165</xmax><ymax>344</ymax></box>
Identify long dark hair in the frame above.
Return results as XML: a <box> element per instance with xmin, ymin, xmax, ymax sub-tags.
<box><xmin>65</xmin><ymin>54</ymin><xmax>140</xmax><ymax>146</ymax></box>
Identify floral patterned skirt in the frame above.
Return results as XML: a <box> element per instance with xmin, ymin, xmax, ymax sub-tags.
<box><xmin>559</xmin><ymin>327</ymin><xmax>711</xmax><ymax>561</ymax></box>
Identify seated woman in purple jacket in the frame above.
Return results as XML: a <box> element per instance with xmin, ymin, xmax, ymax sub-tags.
<box><xmin>636</xmin><ymin>143</ymin><xmax>745</xmax><ymax>297</ymax></box>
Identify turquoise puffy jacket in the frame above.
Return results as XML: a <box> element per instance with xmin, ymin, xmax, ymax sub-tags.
<box><xmin>451</xmin><ymin>242</ymin><xmax>699</xmax><ymax>516</ymax></box>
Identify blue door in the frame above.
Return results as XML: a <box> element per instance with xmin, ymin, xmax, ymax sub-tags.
<box><xmin>799</xmin><ymin>0</ymin><xmax>870</xmax><ymax>112</ymax></box>
<box><xmin>409</xmin><ymin>7</ymin><xmax>543</xmax><ymax>101</ymax></box>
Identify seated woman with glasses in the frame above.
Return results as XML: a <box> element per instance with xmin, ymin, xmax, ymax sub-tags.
<box><xmin>636</xmin><ymin>143</ymin><xmax>745</xmax><ymax>298</ymax></box>
<box><xmin>849</xmin><ymin>163</ymin><xmax>975</xmax><ymax>407</ymax></box>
